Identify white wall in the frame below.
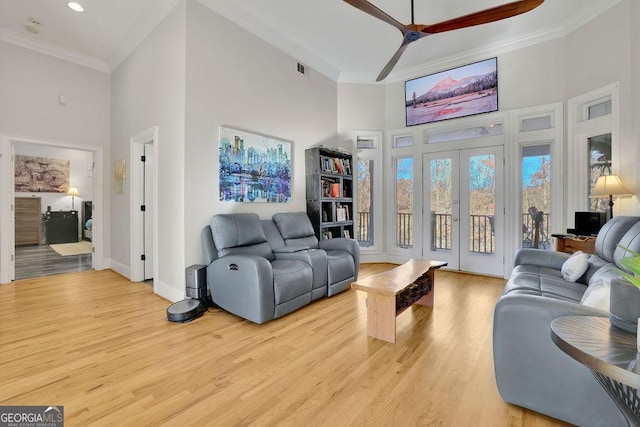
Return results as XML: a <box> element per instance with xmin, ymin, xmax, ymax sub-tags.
<box><xmin>111</xmin><ymin>1</ymin><xmax>186</xmax><ymax>301</ymax></box>
<box><xmin>14</xmin><ymin>144</ymin><xmax>94</xmax><ymax>213</ymax></box>
<box><xmin>337</xmin><ymin>83</ymin><xmax>385</xmax><ymax>146</ymax></box>
<box><xmin>184</xmin><ymin>0</ymin><xmax>338</xmax><ymax>268</ymax></box>
<box><xmin>564</xmin><ymin>1</ymin><xmax>637</xmax><ymax>215</ymax></box>
<box><xmin>381</xmin><ymin>38</ymin><xmax>567</xmax><ymax>131</ymax></box>
<box><xmin>0</xmin><ymin>41</ymin><xmax>110</xmax><ymax>280</ymax></box>
<box><xmin>0</xmin><ymin>42</ymin><xmax>111</xmax><ymax>145</ymax></box>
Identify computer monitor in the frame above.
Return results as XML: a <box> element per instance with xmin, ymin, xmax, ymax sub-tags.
<box><xmin>574</xmin><ymin>212</ymin><xmax>607</xmax><ymax>236</ymax></box>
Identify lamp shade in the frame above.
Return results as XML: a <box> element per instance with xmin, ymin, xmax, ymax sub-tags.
<box><xmin>67</xmin><ymin>187</ymin><xmax>80</xmax><ymax>197</ymax></box>
<box><xmin>590</xmin><ymin>175</ymin><xmax>632</xmax><ymax>198</ymax></box>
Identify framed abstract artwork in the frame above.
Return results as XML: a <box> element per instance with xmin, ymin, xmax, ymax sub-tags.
<box><xmin>14</xmin><ymin>155</ymin><xmax>70</xmax><ymax>193</ymax></box>
<box><xmin>219</xmin><ymin>127</ymin><xmax>292</xmax><ymax>203</ymax></box>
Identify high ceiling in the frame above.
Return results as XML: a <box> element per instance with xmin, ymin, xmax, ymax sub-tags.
<box><xmin>0</xmin><ymin>0</ymin><xmax>621</xmax><ymax>82</ymax></box>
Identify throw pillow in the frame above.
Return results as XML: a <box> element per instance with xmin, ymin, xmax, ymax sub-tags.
<box><xmin>580</xmin><ymin>277</ymin><xmax>611</xmax><ymax>311</ymax></box>
<box><xmin>561</xmin><ymin>250</ymin><xmax>589</xmax><ymax>282</ymax></box>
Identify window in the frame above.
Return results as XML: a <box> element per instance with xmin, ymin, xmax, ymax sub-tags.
<box><xmin>393</xmin><ymin>135</ymin><xmax>413</xmax><ymax>148</ymax></box>
<box><xmin>521</xmin><ymin>116</ymin><xmax>551</xmax><ymax>132</ymax></box>
<box><xmin>588</xmin><ymin>133</ymin><xmax>612</xmax><ymax>212</ymax></box>
<box><xmin>427</xmin><ymin>122</ymin><xmax>502</xmax><ymax>144</ymax></box>
<box><xmin>394</xmin><ymin>156</ymin><xmax>413</xmax><ymax>248</ymax></box>
<box><xmin>356</xmin><ymin>157</ymin><xmax>373</xmax><ymax>246</ymax></box>
<box><xmin>521</xmin><ymin>144</ymin><xmax>551</xmax><ymax>249</ymax></box>
<box><xmin>567</xmin><ymin>83</ymin><xmax>619</xmax><ymax>225</ymax></box>
<box><xmin>354</xmin><ymin>132</ymin><xmax>383</xmax><ymax>251</ymax></box>
<box><xmin>588</xmin><ymin>100</ymin><xmax>612</xmax><ymax>120</ymax></box>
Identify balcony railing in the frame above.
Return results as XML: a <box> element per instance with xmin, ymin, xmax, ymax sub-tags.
<box><xmin>430</xmin><ymin>213</ymin><xmax>494</xmax><ymax>254</ymax></box>
<box><xmin>396</xmin><ymin>212</ymin><xmax>413</xmax><ymax>248</ymax></box>
<box><xmin>357</xmin><ymin>211</ymin><xmax>372</xmax><ymax>246</ymax></box>
<box><xmin>522</xmin><ymin>212</ymin><xmax>551</xmax><ymax>249</ymax></box>
<box><xmin>357</xmin><ymin>211</ymin><xmax>551</xmax><ymax>252</ymax></box>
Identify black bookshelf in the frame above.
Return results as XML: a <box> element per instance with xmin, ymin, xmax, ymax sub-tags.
<box><xmin>305</xmin><ymin>147</ymin><xmax>354</xmax><ymax>240</ymax></box>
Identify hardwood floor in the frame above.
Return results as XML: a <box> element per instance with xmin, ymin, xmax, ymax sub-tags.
<box><xmin>0</xmin><ymin>265</ymin><xmax>569</xmax><ymax>426</ymax></box>
<box><xmin>14</xmin><ymin>244</ymin><xmax>92</xmax><ymax>280</ymax></box>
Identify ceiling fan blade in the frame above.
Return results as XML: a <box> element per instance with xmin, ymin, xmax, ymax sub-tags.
<box><xmin>343</xmin><ymin>0</ymin><xmax>407</xmax><ymax>33</ymax></box>
<box><xmin>419</xmin><ymin>0</ymin><xmax>544</xmax><ymax>34</ymax></box>
<box><xmin>376</xmin><ymin>41</ymin><xmax>411</xmax><ymax>82</ymax></box>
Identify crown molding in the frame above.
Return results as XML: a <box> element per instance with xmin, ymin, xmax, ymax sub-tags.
<box><xmin>0</xmin><ymin>28</ymin><xmax>110</xmax><ymax>73</ymax></box>
<box><xmin>195</xmin><ymin>0</ymin><xmax>341</xmax><ymax>82</ymax></box>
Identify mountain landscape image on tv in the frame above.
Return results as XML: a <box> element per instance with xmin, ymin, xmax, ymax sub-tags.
<box><xmin>405</xmin><ymin>57</ymin><xmax>498</xmax><ymax>127</ymax></box>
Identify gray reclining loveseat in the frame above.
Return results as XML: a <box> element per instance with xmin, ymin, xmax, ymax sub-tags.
<box><xmin>201</xmin><ymin>212</ymin><xmax>359</xmax><ymax>324</ymax></box>
<box><xmin>493</xmin><ymin>216</ymin><xmax>640</xmax><ymax>426</ymax></box>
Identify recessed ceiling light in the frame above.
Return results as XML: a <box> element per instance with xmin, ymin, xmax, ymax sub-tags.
<box><xmin>67</xmin><ymin>2</ymin><xmax>84</xmax><ymax>12</ymax></box>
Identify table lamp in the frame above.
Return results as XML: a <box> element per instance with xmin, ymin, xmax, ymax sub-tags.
<box><xmin>590</xmin><ymin>174</ymin><xmax>632</xmax><ymax>219</ymax></box>
<box><xmin>67</xmin><ymin>187</ymin><xmax>80</xmax><ymax>210</ymax></box>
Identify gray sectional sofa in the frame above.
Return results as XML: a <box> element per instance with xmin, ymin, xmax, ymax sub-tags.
<box><xmin>493</xmin><ymin>216</ymin><xmax>640</xmax><ymax>426</ymax></box>
<box><xmin>201</xmin><ymin>212</ymin><xmax>359</xmax><ymax>324</ymax></box>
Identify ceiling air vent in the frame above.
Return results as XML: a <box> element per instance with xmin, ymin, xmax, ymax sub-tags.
<box><xmin>296</xmin><ymin>62</ymin><xmax>306</xmax><ymax>75</ymax></box>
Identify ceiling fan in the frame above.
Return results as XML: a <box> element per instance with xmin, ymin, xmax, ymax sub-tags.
<box><xmin>343</xmin><ymin>0</ymin><xmax>544</xmax><ymax>81</ymax></box>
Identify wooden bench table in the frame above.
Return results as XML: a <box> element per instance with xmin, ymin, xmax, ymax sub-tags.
<box><xmin>351</xmin><ymin>259</ymin><xmax>447</xmax><ymax>343</ymax></box>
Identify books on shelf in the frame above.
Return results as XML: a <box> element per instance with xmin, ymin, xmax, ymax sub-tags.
<box><xmin>321</xmin><ymin>231</ymin><xmax>333</xmax><ymax>240</ymax></box>
<box><xmin>344</xmin><ymin>229</ymin><xmax>350</xmax><ymax>239</ymax></box>
<box><xmin>321</xmin><ymin>156</ymin><xmax>350</xmax><ymax>175</ymax></box>
<box><xmin>335</xmin><ymin>204</ymin><xmax>350</xmax><ymax>222</ymax></box>
<box><xmin>331</xmin><ymin>183</ymin><xmax>340</xmax><ymax>198</ymax></box>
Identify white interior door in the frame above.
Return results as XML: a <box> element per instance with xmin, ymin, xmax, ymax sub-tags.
<box><xmin>143</xmin><ymin>143</ymin><xmax>154</xmax><ymax>281</ymax></box>
<box><xmin>423</xmin><ymin>146</ymin><xmax>504</xmax><ymax>276</ymax></box>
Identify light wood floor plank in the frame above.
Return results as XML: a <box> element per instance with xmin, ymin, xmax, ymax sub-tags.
<box><xmin>0</xmin><ymin>265</ymin><xmax>569</xmax><ymax>426</ymax></box>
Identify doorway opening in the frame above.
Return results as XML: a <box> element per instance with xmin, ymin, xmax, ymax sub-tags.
<box><xmin>0</xmin><ymin>134</ymin><xmax>104</xmax><ymax>284</ymax></box>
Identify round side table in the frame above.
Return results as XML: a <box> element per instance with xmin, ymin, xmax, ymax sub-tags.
<box><xmin>551</xmin><ymin>316</ymin><xmax>640</xmax><ymax>426</ymax></box>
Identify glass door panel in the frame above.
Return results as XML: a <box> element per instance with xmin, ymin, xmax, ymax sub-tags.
<box><xmin>424</xmin><ymin>146</ymin><xmax>504</xmax><ymax>276</ymax></box>
<box><xmin>423</xmin><ymin>151</ymin><xmax>459</xmax><ymax>270</ymax></box>
<box><xmin>460</xmin><ymin>146</ymin><xmax>503</xmax><ymax>275</ymax></box>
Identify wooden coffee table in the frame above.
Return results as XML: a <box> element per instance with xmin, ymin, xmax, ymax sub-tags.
<box><xmin>351</xmin><ymin>259</ymin><xmax>447</xmax><ymax>343</ymax></box>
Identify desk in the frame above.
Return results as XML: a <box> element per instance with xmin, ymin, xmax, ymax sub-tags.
<box><xmin>351</xmin><ymin>259</ymin><xmax>447</xmax><ymax>343</ymax></box>
<box><xmin>551</xmin><ymin>316</ymin><xmax>640</xmax><ymax>425</ymax></box>
<box><xmin>552</xmin><ymin>234</ymin><xmax>596</xmax><ymax>254</ymax></box>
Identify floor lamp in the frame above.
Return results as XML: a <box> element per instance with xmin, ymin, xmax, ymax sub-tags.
<box><xmin>590</xmin><ymin>174</ymin><xmax>632</xmax><ymax>220</ymax></box>
<box><xmin>67</xmin><ymin>187</ymin><xmax>79</xmax><ymax>210</ymax></box>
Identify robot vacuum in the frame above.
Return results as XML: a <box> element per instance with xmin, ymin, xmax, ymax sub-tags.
<box><xmin>166</xmin><ymin>298</ymin><xmax>206</xmax><ymax>323</ymax></box>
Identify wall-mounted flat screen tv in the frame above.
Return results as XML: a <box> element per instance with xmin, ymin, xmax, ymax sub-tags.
<box><xmin>405</xmin><ymin>57</ymin><xmax>498</xmax><ymax>127</ymax></box>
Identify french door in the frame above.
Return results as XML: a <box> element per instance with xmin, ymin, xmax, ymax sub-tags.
<box><xmin>423</xmin><ymin>146</ymin><xmax>504</xmax><ymax>276</ymax></box>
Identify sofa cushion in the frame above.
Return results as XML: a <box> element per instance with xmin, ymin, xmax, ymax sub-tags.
<box><xmin>580</xmin><ymin>264</ymin><xmax>622</xmax><ymax>311</ymax></box>
<box><xmin>505</xmin><ymin>266</ymin><xmax>587</xmax><ymax>302</ymax></box>
<box><xmin>582</xmin><ymin>254</ymin><xmax>610</xmax><ymax>285</ymax></box>
<box><xmin>326</xmin><ymin>250</ymin><xmax>355</xmax><ymax>284</ymax></box>
<box><xmin>614</xmin><ymin>221</ymin><xmax>640</xmax><ymax>272</ymax></box>
<box><xmin>580</xmin><ymin>278</ymin><xmax>612</xmax><ymax>311</ymax></box>
<box><xmin>595</xmin><ymin>216</ymin><xmax>640</xmax><ymax>262</ymax></box>
<box><xmin>561</xmin><ymin>251</ymin><xmax>589</xmax><ymax>282</ymax></box>
<box><xmin>271</xmin><ymin>260</ymin><xmax>313</xmax><ymax>304</ymax></box>
<box><xmin>210</xmin><ymin>213</ymin><xmax>267</xmax><ymax>249</ymax></box>
<box><xmin>273</xmin><ymin>212</ymin><xmax>316</xmax><ymax>240</ymax></box>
